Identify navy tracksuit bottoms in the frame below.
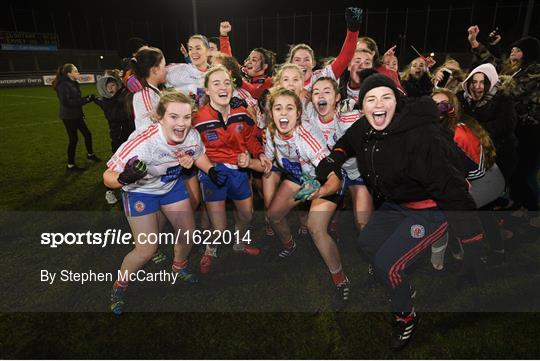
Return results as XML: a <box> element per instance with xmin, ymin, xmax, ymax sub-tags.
<box><xmin>357</xmin><ymin>201</ymin><xmax>448</xmax><ymax>313</ymax></box>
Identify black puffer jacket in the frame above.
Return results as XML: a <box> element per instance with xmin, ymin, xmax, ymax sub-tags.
<box><xmin>319</xmin><ymin>96</ymin><xmax>482</xmax><ymax>239</ymax></box>
<box><xmin>55</xmin><ymin>76</ymin><xmax>92</xmax><ymax>119</ymax></box>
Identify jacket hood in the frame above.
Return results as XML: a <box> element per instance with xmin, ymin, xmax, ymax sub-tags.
<box><xmin>462</xmin><ymin>63</ymin><xmax>499</xmax><ymax>98</ymax></box>
<box><xmin>97</xmin><ymin>75</ymin><xmax>123</xmax><ymax>98</ymax></box>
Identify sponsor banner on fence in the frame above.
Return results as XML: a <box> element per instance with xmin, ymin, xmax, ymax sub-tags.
<box><xmin>0</xmin><ymin>74</ymin><xmax>99</xmax><ymax>88</ymax></box>
<box><xmin>0</xmin><ymin>76</ymin><xmax>43</xmax><ymax>87</ymax></box>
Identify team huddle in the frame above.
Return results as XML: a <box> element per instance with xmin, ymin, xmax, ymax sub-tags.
<box><xmin>51</xmin><ymin>5</ymin><xmax>540</xmax><ymax>351</ymax></box>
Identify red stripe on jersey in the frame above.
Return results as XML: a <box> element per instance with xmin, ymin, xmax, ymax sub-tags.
<box><xmin>340</xmin><ymin>114</ymin><xmax>359</xmax><ymax>123</ymax></box>
<box><xmin>298</xmin><ymin>127</ymin><xmax>318</xmax><ymax>151</ymax></box>
<box><xmin>117</xmin><ymin>125</ymin><xmax>159</xmax><ymax>161</ymax></box>
<box><xmin>236</xmin><ymin>88</ymin><xmax>249</xmax><ymax>100</ymax></box>
<box><xmin>298</xmin><ymin>126</ymin><xmax>322</xmax><ymax>153</ymax></box>
<box><xmin>140</xmin><ymin>89</ymin><xmax>149</xmax><ymax>111</ymax></box>
<box><xmin>143</xmin><ymin>89</ymin><xmax>154</xmax><ymax>112</ymax></box>
<box><xmin>141</xmin><ymin>89</ymin><xmax>150</xmax><ymax>111</ymax></box>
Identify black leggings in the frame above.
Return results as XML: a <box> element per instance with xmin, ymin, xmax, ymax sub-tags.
<box><xmin>61</xmin><ymin>117</ymin><xmax>93</xmax><ymax>165</ymax></box>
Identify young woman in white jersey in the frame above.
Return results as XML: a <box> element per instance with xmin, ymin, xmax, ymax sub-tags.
<box><xmin>105</xmin><ymin>90</ymin><xmax>218</xmax><ymax>315</ymax></box>
<box><xmin>130</xmin><ymin>46</ymin><xmax>167</xmax><ymax>130</ymax></box>
<box><xmin>266</xmin><ymin>64</ymin><xmax>313</xmax><ymax>238</ymax></box>
<box><xmin>166</xmin><ymin>35</ymin><xmax>214</xmax><ymax>227</ymax></box>
<box><xmin>166</xmin><ymin>34</ymin><xmax>211</xmax><ymax>108</ymax></box>
<box><xmin>310</xmin><ymin>77</ymin><xmax>373</xmax><ymax>232</ymax></box>
<box><xmin>263</xmin><ymin>88</ymin><xmax>348</xmax><ymax>311</ymax></box>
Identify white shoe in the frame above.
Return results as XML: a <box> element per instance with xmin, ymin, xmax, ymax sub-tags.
<box><xmin>105</xmin><ymin>190</ymin><xmax>118</xmax><ymax>204</ymax></box>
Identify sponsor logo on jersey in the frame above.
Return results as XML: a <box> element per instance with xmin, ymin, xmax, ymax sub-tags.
<box><xmin>410</xmin><ymin>224</ymin><xmax>425</xmax><ymax>239</ymax></box>
<box><xmin>281</xmin><ymin>158</ymin><xmax>302</xmax><ymax>182</ymax></box>
<box><xmin>161</xmin><ymin>165</ymin><xmax>182</xmax><ymax>183</ymax></box>
<box><xmin>206</xmin><ymin>130</ymin><xmax>219</xmax><ymax>142</ymax></box>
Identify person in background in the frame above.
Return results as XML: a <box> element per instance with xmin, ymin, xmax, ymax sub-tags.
<box><xmin>401</xmin><ymin>57</ymin><xmax>433</xmax><ymax>98</ymax></box>
<box><xmin>431</xmin><ymin>88</ymin><xmax>505</xmax><ymax>269</ymax></box>
<box><xmin>287</xmin><ymin>7</ymin><xmax>362</xmax><ymax>92</ymax></box>
<box><xmin>52</xmin><ymin>63</ymin><xmax>100</xmax><ymax>172</ymax></box>
<box><xmin>506</xmin><ymin>36</ymin><xmax>540</xmax><ymax>226</ymax></box>
<box><xmin>431</xmin><ymin>57</ymin><xmax>467</xmax><ymax>94</ymax></box>
<box><xmin>457</xmin><ymin>63</ymin><xmax>518</xmax><ymax>186</ymax></box>
<box><xmin>357</xmin><ymin>37</ymin><xmax>406</xmax><ymax>94</ymax></box>
<box><xmin>94</xmin><ymin>71</ymin><xmax>135</xmax><ymax>204</ymax></box>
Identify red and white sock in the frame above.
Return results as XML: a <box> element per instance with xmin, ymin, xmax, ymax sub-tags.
<box><xmin>172</xmin><ymin>259</ymin><xmax>188</xmax><ymax>272</ymax></box>
<box><xmin>330</xmin><ymin>266</ymin><xmax>348</xmax><ymax>286</ymax></box>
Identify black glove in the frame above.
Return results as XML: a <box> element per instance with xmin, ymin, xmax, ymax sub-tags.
<box><xmin>86</xmin><ymin>94</ymin><xmax>96</xmax><ymax>102</ymax></box>
<box><xmin>457</xmin><ymin>237</ymin><xmax>487</xmax><ymax>288</ymax></box>
<box><xmin>230</xmin><ymin>96</ymin><xmax>248</xmax><ymax>109</ymax></box>
<box><xmin>345</xmin><ymin>7</ymin><xmax>363</xmax><ymax>32</ymax></box>
<box><xmin>208</xmin><ymin>167</ymin><xmax>228</xmax><ymax>187</ymax></box>
<box><xmin>118</xmin><ymin>156</ymin><xmax>147</xmax><ymax>185</ymax></box>
<box><xmin>315</xmin><ymin>151</ymin><xmax>347</xmax><ymax>183</ymax></box>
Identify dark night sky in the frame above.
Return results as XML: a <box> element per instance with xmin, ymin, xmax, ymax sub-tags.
<box><xmin>3</xmin><ymin>0</ymin><xmax>539</xmax><ymax>66</ymax></box>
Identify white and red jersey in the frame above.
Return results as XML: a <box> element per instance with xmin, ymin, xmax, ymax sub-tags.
<box><xmin>304</xmin><ymin>66</ymin><xmax>336</xmax><ymax>93</ymax></box>
<box><xmin>307</xmin><ymin>109</ymin><xmax>363</xmax><ymax>180</ymax></box>
<box><xmin>264</xmin><ymin>121</ymin><xmax>329</xmax><ymax>180</ymax></box>
<box><xmin>133</xmin><ymin>84</ymin><xmax>161</xmax><ymax>130</ymax></box>
<box><xmin>107</xmin><ymin>124</ymin><xmax>205</xmax><ymax>194</ymax></box>
<box><xmin>234</xmin><ymin>87</ymin><xmax>264</xmax><ymax>128</ymax></box>
<box><xmin>166</xmin><ymin>63</ymin><xmax>206</xmax><ymax>107</ymax></box>
<box><xmin>193</xmin><ymin>103</ymin><xmax>263</xmax><ymax>166</ymax></box>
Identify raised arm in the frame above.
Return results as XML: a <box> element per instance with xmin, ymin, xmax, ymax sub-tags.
<box><xmin>219</xmin><ymin>21</ymin><xmax>233</xmax><ymax>56</ymax></box>
<box><xmin>329</xmin><ymin>8</ymin><xmax>362</xmax><ymax>78</ymax></box>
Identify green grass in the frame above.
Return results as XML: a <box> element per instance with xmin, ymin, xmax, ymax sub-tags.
<box><xmin>0</xmin><ymin>85</ymin><xmax>112</xmax><ymax>211</ymax></box>
<box><xmin>0</xmin><ymin>85</ymin><xmax>540</xmax><ymax>359</ymax></box>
